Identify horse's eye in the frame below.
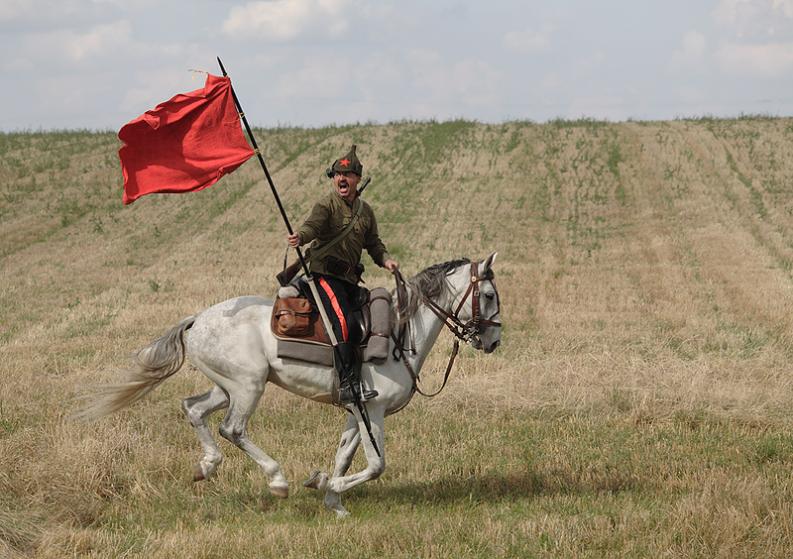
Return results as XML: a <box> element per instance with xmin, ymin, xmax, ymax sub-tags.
<box><xmin>485</xmin><ymin>292</ymin><xmax>495</xmax><ymax>300</ymax></box>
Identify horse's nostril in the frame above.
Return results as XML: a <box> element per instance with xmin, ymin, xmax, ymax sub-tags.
<box><xmin>484</xmin><ymin>340</ymin><xmax>500</xmax><ymax>353</ymax></box>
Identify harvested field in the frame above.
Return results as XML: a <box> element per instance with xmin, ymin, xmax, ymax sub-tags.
<box><xmin>2</xmin><ymin>118</ymin><xmax>793</xmax><ymax>557</ymax></box>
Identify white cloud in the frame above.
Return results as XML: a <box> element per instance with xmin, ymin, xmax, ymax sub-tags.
<box><xmin>682</xmin><ymin>30</ymin><xmax>707</xmax><ymax>58</ymax></box>
<box><xmin>0</xmin><ymin>0</ymin><xmax>125</xmax><ymax>31</ymax></box>
<box><xmin>0</xmin><ymin>0</ymin><xmax>73</xmax><ymax>23</ymax></box>
<box><xmin>0</xmin><ymin>0</ymin><xmax>34</xmax><ymax>21</ymax></box>
<box><xmin>17</xmin><ymin>18</ymin><xmax>198</xmax><ymax>70</ymax></box>
<box><xmin>121</xmin><ymin>67</ymin><xmax>207</xmax><ymax>113</ymax></box>
<box><xmin>670</xmin><ymin>30</ymin><xmax>707</xmax><ymax>70</ymax></box>
<box><xmin>710</xmin><ymin>1</ymin><xmax>793</xmax><ymax>77</ymax></box>
<box><xmin>713</xmin><ymin>0</ymin><xmax>754</xmax><ymax>26</ymax></box>
<box><xmin>772</xmin><ymin>0</ymin><xmax>793</xmax><ymax>16</ymax></box>
<box><xmin>262</xmin><ymin>46</ymin><xmax>504</xmax><ymax>125</ymax></box>
<box><xmin>274</xmin><ymin>55</ymin><xmax>346</xmax><ymax>100</ymax></box>
<box><xmin>716</xmin><ymin>41</ymin><xmax>793</xmax><ymax>77</ymax></box>
<box><xmin>404</xmin><ymin>49</ymin><xmax>502</xmax><ymax>111</ymax></box>
<box><xmin>503</xmin><ymin>24</ymin><xmax>553</xmax><ymax>54</ymax></box>
<box><xmin>714</xmin><ymin>0</ymin><xmax>793</xmax><ymax>39</ymax></box>
<box><xmin>18</xmin><ymin>20</ymin><xmax>132</xmax><ymax>64</ymax></box>
<box><xmin>222</xmin><ymin>0</ymin><xmax>352</xmax><ymax>41</ymax></box>
<box><xmin>541</xmin><ymin>72</ymin><xmax>560</xmax><ymax>90</ymax></box>
<box><xmin>67</xmin><ymin>20</ymin><xmax>132</xmax><ymax>61</ymax></box>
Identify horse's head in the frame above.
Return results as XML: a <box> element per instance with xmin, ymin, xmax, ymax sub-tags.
<box><xmin>447</xmin><ymin>252</ymin><xmax>502</xmax><ymax>354</ymax></box>
<box><xmin>402</xmin><ymin>253</ymin><xmax>502</xmax><ymax>354</ymax></box>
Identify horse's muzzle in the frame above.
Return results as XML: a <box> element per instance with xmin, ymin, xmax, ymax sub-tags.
<box><xmin>484</xmin><ymin>340</ymin><xmax>500</xmax><ymax>354</ymax></box>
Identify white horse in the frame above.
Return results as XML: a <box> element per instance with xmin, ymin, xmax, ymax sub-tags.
<box><xmin>79</xmin><ymin>253</ymin><xmax>501</xmax><ymax>516</ymax></box>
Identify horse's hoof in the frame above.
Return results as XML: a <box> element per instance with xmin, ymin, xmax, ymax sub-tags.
<box><xmin>324</xmin><ymin>492</ymin><xmax>349</xmax><ymax>517</ymax></box>
<box><xmin>269</xmin><ymin>482</ymin><xmax>289</xmax><ymax>499</ymax></box>
<box><xmin>303</xmin><ymin>470</ymin><xmax>328</xmax><ymax>491</ymax></box>
<box><xmin>193</xmin><ymin>464</ymin><xmax>205</xmax><ymax>482</ymax></box>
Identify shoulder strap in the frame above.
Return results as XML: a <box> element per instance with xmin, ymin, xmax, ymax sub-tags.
<box><xmin>309</xmin><ymin>198</ymin><xmax>363</xmax><ymax>261</ymax></box>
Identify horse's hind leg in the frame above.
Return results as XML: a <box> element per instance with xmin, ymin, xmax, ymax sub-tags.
<box><xmin>218</xmin><ymin>385</ymin><xmax>289</xmax><ymax>499</ymax></box>
<box><xmin>182</xmin><ymin>386</ymin><xmax>229</xmax><ymax>481</ymax></box>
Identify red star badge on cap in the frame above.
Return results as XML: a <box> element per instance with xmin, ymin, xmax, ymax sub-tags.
<box><xmin>339</xmin><ymin>158</ymin><xmax>350</xmax><ymax>167</ymax></box>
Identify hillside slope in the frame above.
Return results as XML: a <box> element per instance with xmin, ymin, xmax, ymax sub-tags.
<box><xmin>3</xmin><ymin>118</ymin><xmax>793</xmax><ymax>556</ymax></box>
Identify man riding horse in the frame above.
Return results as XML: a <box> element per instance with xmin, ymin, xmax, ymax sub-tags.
<box><xmin>287</xmin><ymin>145</ymin><xmax>399</xmax><ymax>404</ymax></box>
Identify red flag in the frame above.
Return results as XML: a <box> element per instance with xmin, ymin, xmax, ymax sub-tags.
<box><xmin>119</xmin><ymin>74</ymin><xmax>255</xmax><ymax>205</ymax></box>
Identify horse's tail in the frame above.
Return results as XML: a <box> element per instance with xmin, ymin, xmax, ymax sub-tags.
<box><xmin>74</xmin><ymin>316</ymin><xmax>196</xmax><ymax>420</ymax></box>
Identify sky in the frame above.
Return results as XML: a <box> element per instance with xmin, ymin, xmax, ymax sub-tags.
<box><xmin>2</xmin><ymin>0</ymin><xmax>793</xmax><ymax>131</ymax></box>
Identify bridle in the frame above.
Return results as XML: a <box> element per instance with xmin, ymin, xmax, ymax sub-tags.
<box><xmin>423</xmin><ymin>261</ymin><xmax>501</xmax><ymax>343</ymax></box>
<box><xmin>392</xmin><ymin>260</ymin><xmax>501</xmax><ymax>399</ymax></box>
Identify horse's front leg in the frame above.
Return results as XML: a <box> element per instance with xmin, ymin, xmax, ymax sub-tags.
<box><xmin>331</xmin><ymin>412</ymin><xmax>362</xmax><ymax>477</ymax></box>
<box><xmin>304</xmin><ymin>412</ymin><xmax>361</xmax><ymax>516</ymax></box>
<box><xmin>326</xmin><ymin>404</ymin><xmax>385</xmax><ymax>495</ymax></box>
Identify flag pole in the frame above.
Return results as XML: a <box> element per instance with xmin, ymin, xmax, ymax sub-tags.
<box><xmin>216</xmin><ymin>57</ymin><xmax>381</xmax><ymax>457</ymax></box>
<box><xmin>216</xmin><ymin>57</ymin><xmax>309</xmax><ymax>277</ymax></box>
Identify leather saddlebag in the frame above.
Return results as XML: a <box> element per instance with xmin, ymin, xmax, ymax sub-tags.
<box><xmin>272</xmin><ymin>297</ymin><xmax>314</xmax><ymax>337</ymax></box>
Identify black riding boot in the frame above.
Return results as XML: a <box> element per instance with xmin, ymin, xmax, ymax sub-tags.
<box><xmin>336</xmin><ymin>342</ymin><xmax>378</xmax><ymax>404</ymax></box>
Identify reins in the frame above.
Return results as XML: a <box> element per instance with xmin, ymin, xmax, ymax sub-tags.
<box><xmin>391</xmin><ymin>261</ymin><xmax>501</xmax><ymax>398</ymax></box>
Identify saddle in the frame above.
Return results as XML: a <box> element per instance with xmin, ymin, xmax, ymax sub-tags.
<box><xmin>271</xmin><ymin>286</ymin><xmax>392</xmax><ymax>367</ymax></box>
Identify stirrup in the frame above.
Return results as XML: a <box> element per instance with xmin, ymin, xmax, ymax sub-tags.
<box><xmin>338</xmin><ymin>382</ymin><xmax>378</xmax><ymax>404</ymax></box>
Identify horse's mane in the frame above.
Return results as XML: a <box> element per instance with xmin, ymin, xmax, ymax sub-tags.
<box><xmin>395</xmin><ymin>258</ymin><xmax>471</xmax><ymax>323</ymax></box>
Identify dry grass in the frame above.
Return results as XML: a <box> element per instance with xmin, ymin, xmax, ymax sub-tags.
<box><xmin>3</xmin><ymin>119</ymin><xmax>793</xmax><ymax>557</ymax></box>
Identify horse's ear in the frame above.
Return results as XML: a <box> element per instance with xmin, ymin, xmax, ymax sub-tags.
<box><xmin>482</xmin><ymin>251</ymin><xmax>498</xmax><ymax>271</ymax></box>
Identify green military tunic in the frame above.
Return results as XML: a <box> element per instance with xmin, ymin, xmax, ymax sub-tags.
<box><xmin>298</xmin><ymin>190</ymin><xmax>391</xmax><ymax>285</ymax></box>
